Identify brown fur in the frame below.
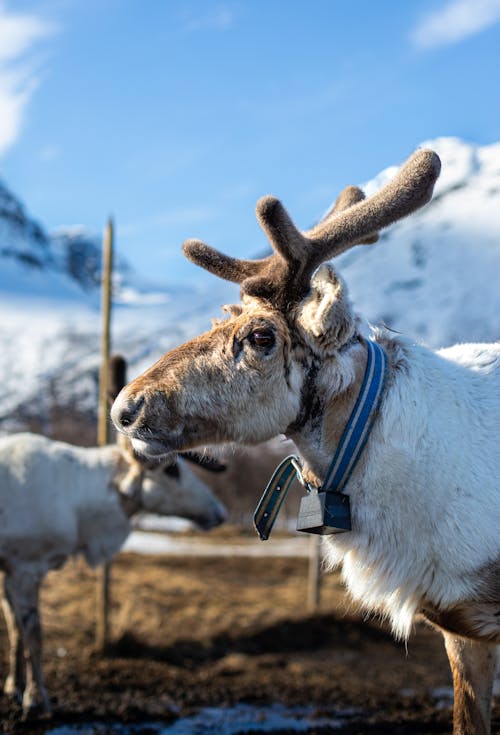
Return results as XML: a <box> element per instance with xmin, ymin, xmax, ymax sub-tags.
<box><xmin>422</xmin><ymin>557</ymin><xmax>500</xmax><ymax>642</ymax></box>
<box><xmin>423</xmin><ymin>603</ymin><xmax>500</xmax><ymax>642</ymax></box>
<box><xmin>122</xmin><ymin>309</ymin><xmax>300</xmax><ymax>453</ymax></box>
<box><xmin>295</xmin><ymin>364</ymin><xmax>367</xmax><ymax>489</ymax></box>
<box><xmin>443</xmin><ymin>633</ymin><xmax>497</xmax><ymax>735</ymax></box>
<box><xmin>322</xmin><ymin>345</ymin><xmax>368</xmax><ymax>456</ymax></box>
<box><xmin>183</xmin><ymin>149</ymin><xmax>440</xmax><ymax>308</ymax></box>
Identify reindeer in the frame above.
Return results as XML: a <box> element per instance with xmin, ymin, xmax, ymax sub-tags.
<box><xmin>111</xmin><ymin>150</ymin><xmax>500</xmax><ymax>735</ymax></box>
<box><xmin>1</xmin><ymin>356</ymin><xmax>226</xmax><ymax>715</ymax></box>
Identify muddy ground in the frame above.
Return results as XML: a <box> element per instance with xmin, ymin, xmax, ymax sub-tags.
<box><xmin>1</xmin><ymin>528</ymin><xmax>498</xmax><ymax>735</ymax></box>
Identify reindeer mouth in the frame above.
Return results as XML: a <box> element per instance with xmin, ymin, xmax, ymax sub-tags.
<box><xmin>130</xmin><ymin>436</ymin><xmax>173</xmax><ymax>459</ymax></box>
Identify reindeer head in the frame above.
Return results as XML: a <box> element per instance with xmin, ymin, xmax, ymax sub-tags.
<box><xmin>109</xmin><ymin>354</ymin><xmax>227</xmax><ymax>528</ymax></box>
<box><xmin>111</xmin><ymin>150</ymin><xmax>440</xmax><ymax>458</ymax></box>
<box><xmin>113</xmin><ymin>432</ymin><xmax>227</xmax><ymax>528</ymax></box>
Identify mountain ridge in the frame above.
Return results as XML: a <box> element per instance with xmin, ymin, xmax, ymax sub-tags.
<box><xmin>1</xmin><ymin>136</ymin><xmax>499</xmax><ymax>432</ymax></box>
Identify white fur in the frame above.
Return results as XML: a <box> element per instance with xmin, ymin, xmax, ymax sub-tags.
<box><xmin>315</xmin><ymin>337</ymin><xmax>500</xmax><ymax>639</ymax></box>
<box><xmin>0</xmin><ymin>431</ymin><xmax>226</xmax><ymax>712</ymax></box>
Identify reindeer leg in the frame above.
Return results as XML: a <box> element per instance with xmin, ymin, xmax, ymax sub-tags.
<box><xmin>443</xmin><ymin>631</ymin><xmax>496</xmax><ymax>735</ymax></box>
<box><xmin>2</xmin><ymin>576</ymin><xmax>25</xmax><ymax>703</ymax></box>
<box><xmin>4</xmin><ymin>568</ymin><xmax>50</xmax><ymax>715</ymax></box>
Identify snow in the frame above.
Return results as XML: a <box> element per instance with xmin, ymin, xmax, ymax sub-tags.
<box><xmin>122</xmin><ymin>530</ymin><xmax>310</xmax><ymax>557</ymax></box>
<box><xmin>0</xmin><ymin>280</ymin><xmax>236</xmax><ymax>429</ymax></box>
<box><xmin>1</xmin><ymin>136</ymin><xmax>500</xmax><ymax>427</ymax></box>
<box><xmin>0</xmin><ymin>296</ymin><xmax>96</xmax><ymax>418</ymax></box>
<box><xmin>336</xmin><ymin>137</ymin><xmax>500</xmax><ymax>347</ymax></box>
<box><xmin>156</xmin><ymin>704</ymin><xmax>360</xmax><ymax>734</ymax></box>
<box><xmin>46</xmin><ymin>703</ymin><xmax>363</xmax><ymax>734</ymax></box>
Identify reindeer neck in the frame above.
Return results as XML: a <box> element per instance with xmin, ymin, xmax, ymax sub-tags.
<box><xmin>288</xmin><ymin>336</ymin><xmax>370</xmax><ymax>486</ymax></box>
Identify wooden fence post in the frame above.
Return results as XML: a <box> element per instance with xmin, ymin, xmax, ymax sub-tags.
<box><xmin>307</xmin><ymin>534</ymin><xmax>322</xmax><ymax>612</ymax></box>
<box><xmin>95</xmin><ymin>217</ymin><xmax>114</xmax><ymax>653</ymax></box>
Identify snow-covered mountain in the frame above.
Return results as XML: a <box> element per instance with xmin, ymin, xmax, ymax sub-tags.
<box><xmin>339</xmin><ymin>137</ymin><xmax>500</xmax><ymax>347</ymax></box>
<box><xmin>0</xmin><ymin>178</ymin><xmax>175</xmax><ymax>304</ymax></box>
<box><xmin>0</xmin><ymin>180</ymin><xmax>85</xmax><ymax>302</ymax></box>
<box><xmin>0</xmin><ymin>179</ymin><xmax>236</xmax><ymax>432</ymax></box>
<box><xmin>1</xmin><ymin>136</ymin><xmax>499</xmax><ymax>434</ymax></box>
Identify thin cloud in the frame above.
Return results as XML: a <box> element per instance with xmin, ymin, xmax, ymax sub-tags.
<box><xmin>120</xmin><ymin>205</ymin><xmax>219</xmax><ymax>238</ymax></box>
<box><xmin>181</xmin><ymin>5</ymin><xmax>235</xmax><ymax>33</ymax></box>
<box><xmin>411</xmin><ymin>0</ymin><xmax>500</xmax><ymax>49</ymax></box>
<box><xmin>39</xmin><ymin>143</ymin><xmax>60</xmax><ymax>162</ymax></box>
<box><xmin>0</xmin><ymin>2</ymin><xmax>56</xmax><ymax>155</ymax></box>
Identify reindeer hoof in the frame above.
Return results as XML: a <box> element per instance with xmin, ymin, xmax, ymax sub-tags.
<box><xmin>21</xmin><ymin>692</ymin><xmax>52</xmax><ymax>719</ymax></box>
<box><xmin>3</xmin><ymin>676</ymin><xmax>23</xmax><ymax>704</ymax></box>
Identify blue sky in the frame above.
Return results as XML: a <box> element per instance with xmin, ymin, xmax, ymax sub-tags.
<box><xmin>1</xmin><ymin>0</ymin><xmax>500</xmax><ymax>284</ymax></box>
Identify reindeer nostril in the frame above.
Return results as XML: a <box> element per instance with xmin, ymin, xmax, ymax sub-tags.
<box><xmin>119</xmin><ymin>411</ymin><xmax>135</xmax><ymax>428</ymax></box>
<box><xmin>114</xmin><ymin>395</ymin><xmax>144</xmax><ymax>430</ymax></box>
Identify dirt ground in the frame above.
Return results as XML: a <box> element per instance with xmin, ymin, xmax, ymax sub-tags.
<box><xmin>1</xmin><ymin>528</ymin><xmax>499</xmax><ymax>735</ymax></box>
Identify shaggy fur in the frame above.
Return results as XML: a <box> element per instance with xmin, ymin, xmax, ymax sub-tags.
<box><xmin>112</xmin><ymin>149</ymin><xmax>499</xmax><ymax>734</ymax></box>
<box><xmin>183</xmin><ymin>149</ymin><xmax>440</xmax><ymax>306</ymax></box>
<box><xmin>0</xmin><ymin>432</ymin><xmax>226</xmax><ymax>714</ymax></box>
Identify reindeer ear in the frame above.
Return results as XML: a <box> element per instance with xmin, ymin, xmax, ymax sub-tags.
<box><xmin>297</xmin><ymin>265</ymin><xmax>356</xmax><ymax>351</ymax></box>
<box><xmin>108</xmin><ymin>354</ymin><xmax>127</xmax><ymax>405</ymax></box>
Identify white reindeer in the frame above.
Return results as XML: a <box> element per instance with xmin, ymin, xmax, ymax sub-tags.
<box><xmin>1</xmin><ymin>358</ymin><xmax>226</xmax><ymax>715</ymax></box>
<box><xmin>111</xmin><ymin>149</ymin><xmax>500</xmax><ymax>735</ymax></box>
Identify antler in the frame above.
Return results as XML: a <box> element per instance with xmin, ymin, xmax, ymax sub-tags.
<box><xmin>183</xmin><ymin>149</ymin><xmax>441</xmax><ymax>306</ymax></box>
<box><xmin>181</xmin><ymin>240</ymin><xmax>270</xmax><ymax>284</ymax></box>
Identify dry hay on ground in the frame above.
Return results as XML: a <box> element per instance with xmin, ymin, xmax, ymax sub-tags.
<box><xmin>1</xmin><ymin>530</ymin><xmax>498</xmax><ymax>734</ymax></box>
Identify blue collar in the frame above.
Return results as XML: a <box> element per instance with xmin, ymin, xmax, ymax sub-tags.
<box><xmin>254</xmin><ymin>339</ymin><xmax>387</xmax><ymax>540</ymax></box>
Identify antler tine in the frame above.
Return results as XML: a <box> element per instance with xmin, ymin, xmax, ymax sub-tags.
<box><xmin>317</xmin><ymin>185</ymin><xmax>379</xmax><ymax>246</ymax></box>
<box><xmin>305</xmin><ymin>149</ymin><xmax>441</xmax><ymax>265</ymax></box>
<box><xmin>182</xmin><ymin>149</ymin><xmax>440</xmax><ymax>308</ymax></box>
<box><xmin>328</xmin><ymin>185</ymin><xmax>366</xmax><ymax>214</ymax></box>
<box><xmin>256</xmin><ymin>196</ymin><xmax>308</xmax><ymax>263</ymax></box>
<box><xmin>255</xmin><ymin>182</ymin><xmax>381</xmax><ymax>270</ymax></box>
<box><xmin>183</xmin><ymin>239</ymin><xmax>267</xmax><ymax>284</ymax></box>
<box><xmin>243</xmin><ymin>183</ymin><xmax>384</xmax><ymax>304</ymax></box>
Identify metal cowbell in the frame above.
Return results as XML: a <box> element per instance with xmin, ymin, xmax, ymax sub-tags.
<box><xmin>296</xmin><ymin>488</ymin><xmax>351</xmax><ymax>535</ymax></box>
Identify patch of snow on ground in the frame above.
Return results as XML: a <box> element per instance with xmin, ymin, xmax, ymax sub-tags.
<box><xmin>46</xmin><ymin>703</ymin><xmax>364</xmax><ymax>735</ymax></box>
<box><xmin>122</xmin><ymin>531</ymin><xmax>311</xmax><ymax>557</ymax></box>
<box><xmin>158</xmin><ymin>703</ymin><xmax>359</xmax><ymax>734</ymax></box>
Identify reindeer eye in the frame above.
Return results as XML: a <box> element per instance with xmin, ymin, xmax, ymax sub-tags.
<box><xmin>248</xmin><ymin>329</ymin><xmax>275</xmax><ymax>349</ymax></box>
